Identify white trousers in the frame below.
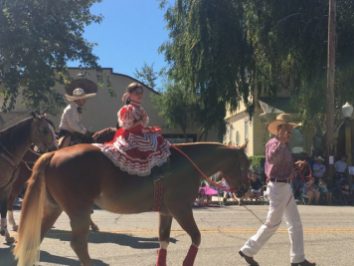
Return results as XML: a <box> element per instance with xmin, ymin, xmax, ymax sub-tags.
<box><xmin>240</xmin><ymin>182</ymin><xmax>305</xmax><ymax>263</ymax></box>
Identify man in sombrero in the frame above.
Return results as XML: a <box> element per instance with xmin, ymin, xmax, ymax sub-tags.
<box><xmin>58</xmin><ymin>87</ymin><xmax>96</xmax><ymax>147</ymax></box>
<box><xmin>239</xmin><ymin>113</ymin><xmax>316</xmax><ymax>266</ymax></box>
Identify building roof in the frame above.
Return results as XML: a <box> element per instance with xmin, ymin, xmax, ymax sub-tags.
<box><xmin>258</xmin><ymin>97</ymin><xmax>295</xmax><ymax>115</ymax></box>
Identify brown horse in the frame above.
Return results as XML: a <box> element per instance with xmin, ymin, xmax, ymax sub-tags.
<box><xmin>7</xmin><ymin>149</ymin><xmax>39</xmax><ymax>231</ymax></box>
<box><xmin>6</xmin><ymin>127</ymin><xmax>116</xmax><ymax>232</ymax></box>
<box><xmin>14</xmin><ymin>142</ymin><xmax>250</xmax><ymax>266</ymax></box>
<box><xmin>0</xmin><ymin>113</ymin><xmax>57</xmax><ymax>244</ymax></box>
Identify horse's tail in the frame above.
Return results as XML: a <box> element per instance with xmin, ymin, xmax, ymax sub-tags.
<box><xmin>13</xmin><ymin>151</ymin><xmax>55</xmax><ymax>266</ymax></box>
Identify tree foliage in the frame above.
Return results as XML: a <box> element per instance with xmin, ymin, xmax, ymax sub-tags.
<box><xmin>160</xmin><ymin>0</ymin><xmax>252</xmax><ymax>137</ymax></box>
<box><xmin>134</xmin><ymin>62</ymin><xmax>159</xmax><ymax>90</ymax></box>
<box><xmin>159</xmin><ymin>0</ymin><xmax>354</xmax><ymax>135</ymax></box>
<box><xmin>0</xmin><ymin>0</ymin><xmax>102</xmax><ymax>112</ymax></box>
<box><xmin>153</xmin><ymin>81</ymin><xmax>195</xmax><ymax>136</ymax></box>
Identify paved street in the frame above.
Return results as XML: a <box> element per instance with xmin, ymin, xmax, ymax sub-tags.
<box><xmin>1</xmin><ymin>205</ymin><xmax>353</xmax><ymax>266</ymax></box>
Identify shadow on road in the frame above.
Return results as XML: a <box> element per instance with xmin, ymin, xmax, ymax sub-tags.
<box><xmin>1</xmin><ymin>229</ymin><xmax>178</xmax><ymax>265</ymax></box>
<box><xmin>0</xmin><ymin>247</ymin><xmax>108</xmax><ymax>266</ymax></box>
<box><xmin>45</xmin><ymin>228</ymin><xmax>177</xmax><ymax>249</ymax></box>
<box><xmin>40</xmin><ymin>250</ymin><xmax>109</xmax><ymax>266</ymax></box>
<box><xmin>0</xmin><ymin>246</ymin><xmax>16</xmax><ymax>266</ymax></box>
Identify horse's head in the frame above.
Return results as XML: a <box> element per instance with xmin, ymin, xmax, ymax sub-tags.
<box><xmin>222</xmin><ymin>146</ymin><xmax>250</xmax><ymax>198</ymax></box>
<box><xmin>30</xmin><ymin>113</ymin><xmax>57</xmax><ymax>152</ymax></box>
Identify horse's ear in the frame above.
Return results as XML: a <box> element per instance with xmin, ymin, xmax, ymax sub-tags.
<box><xmin>31</xmin><ymin>111</ymin><xmax>42</xmax><ymax>119</ymax></box>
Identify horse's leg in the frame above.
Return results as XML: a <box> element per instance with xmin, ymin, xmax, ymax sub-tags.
<box><xmin>7</xmin><ymin>210</ymin><xmax>17</xmax><ymax>231</ymax></box>
<box><xmin>40</xmin><ymin>204</ymin><xmax>62</xmax><ymax>241</ymax></box>
<box><xmin>6</xmin><ymin>189</ymin><xmax>17</xmax><ymax>231</ymax></box>
<box><xmin>0</xmin><ymin>199</ymin><xmax>15</xmax><ymax>244</ymax></box>
<box><xmin>156</xmin><ymin>214</ymin><xmax>173</xmax><ymax>266</ymax></box>
<box><xmin>170</xmin><ymin>206</ymin><xmax>201</xmax><ymax>266</ymax></box>
<box><xmin>69</xmin><ymin>211</ymin><xmax>92</xmax><ymax>266</ymax></box>
<box><xmin>7</xmin><ymin>171</ymin><xmax>22</xmax><ymax>231</ymax></box>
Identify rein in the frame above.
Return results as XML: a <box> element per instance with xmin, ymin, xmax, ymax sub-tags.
<box><xmin>171</xmin><ymin>145</ymin><xmax>232</xmax><ymax>192</ymax></box>
<box><xmin>22</xmin><ymin>148</ymin><xmax>41</xmax><ymax>171</ymax></box>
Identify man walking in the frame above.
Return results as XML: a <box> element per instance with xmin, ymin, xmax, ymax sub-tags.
<box><xmin>239</xmin><ymin>113</ymin><xmax>316</xmax><ymax>266</ymax></box>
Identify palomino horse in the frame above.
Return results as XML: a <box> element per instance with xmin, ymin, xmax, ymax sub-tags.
<box><xmin>14</xmin><ymin>142</ymin><xmax>250</xmax><ymax>266</ymax></box>
<box><xmin>0</xmin><ymin>113</ymin><xmax>57</xmax><ymax>244</ymax></box>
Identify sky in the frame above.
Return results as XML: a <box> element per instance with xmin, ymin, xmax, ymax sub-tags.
<box><xmin>71</xmin><ymin>0</ymin><xmax>170</xmax><ymax>89</ymax></box>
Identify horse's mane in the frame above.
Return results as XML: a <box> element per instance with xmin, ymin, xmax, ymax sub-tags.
<box><xmin>0</xmin><ymin>117</ymin><xmax>34</xmax><ymax>149</ymax></box>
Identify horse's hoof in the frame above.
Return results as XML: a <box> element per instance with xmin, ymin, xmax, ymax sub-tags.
<box><xmin>91</xmin><ymin>224</ymin><xmax>99</xmax><ymax>232</ymax></box>
<box><xmin>12</xmin><ymin>225</ymin><xmax>18</xmax><ymax>232</ymax></box>
<box><xmin>6</xmin><ymin>236</ymin><xmax>15</xmax><ymax>245</ymax></box>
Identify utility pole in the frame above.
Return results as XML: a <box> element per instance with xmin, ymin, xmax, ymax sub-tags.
<box><xmin>326</xmin><ymin>0</ymin><xmax>336</xmax><ymax>183</ymax></box>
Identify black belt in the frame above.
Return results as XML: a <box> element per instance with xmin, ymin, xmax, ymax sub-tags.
<box><xmin>270</xmin><ymin>178</ymin><xmax>290</xmax><ymax>183</ymax></box>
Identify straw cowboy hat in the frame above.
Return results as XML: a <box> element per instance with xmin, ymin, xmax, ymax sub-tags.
<box><xmin>267</xmin><ymin>113</ymin><xmax>299</xmax><ymax>135</ymax></box>
<box><xmin>65</xmin><ymin>78</ymin><xmax>97</xmax><ymax>101</ymax></box>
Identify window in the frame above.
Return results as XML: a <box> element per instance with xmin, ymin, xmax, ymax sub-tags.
<box><xmin>236</xmin><ymin>131</ymin><xmax>240</xmax><ymax>146</ymax></box>
<box><xmin>244</xmin><ymin>120</ymin><xmax>249</xmax><ymax>140</ymax></box>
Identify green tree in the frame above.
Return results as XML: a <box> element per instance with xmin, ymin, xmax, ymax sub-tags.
<box><xmin>134</xmin><ymin>62</ymin><xmax>160</xmax><ymax>90</ymax></box>
<box><xmin>0</xmin><ymin>0</ymin><xmax>102</xmax><ymax>112</ymax></box>
<box><xmin>160</xmin><ymin>0</ymin><xmax>354</xmax><ymax>136</ymax></box>
<box><xmin>243</xmin><ymin>0</ymin><xmax>354</xmax><ymax>127</ymax></box>
<box><xmin>154</xmin><ymin>81</ymin><xmax>195</xmax><ymax>136</ymax></box>
<box><xmin>159</xmin><ymin>0</ymin><xmax>252</xmax><ymax>137</ymax></box>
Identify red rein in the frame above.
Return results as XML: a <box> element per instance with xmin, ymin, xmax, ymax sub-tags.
<box><xmin>170</xmin><ymin>145</ymin><xmax>233</xmax><ymax>193</ymax></box>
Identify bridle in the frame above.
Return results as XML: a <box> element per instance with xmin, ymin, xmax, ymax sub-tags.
<box><xmin>171</xmin><ymin>145</ymin><xmax>235</xmax><ymax>192</ymax></box>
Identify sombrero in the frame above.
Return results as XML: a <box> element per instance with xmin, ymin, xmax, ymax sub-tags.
<box><xmin>65</xmin><ymin>78</ymin><xmax>97</xmax><ymax>101</ymax></box>
<box><xmin>267</xmin><ymin>113</ymin><xmax>299</xmax><ymax>135</ymax></box>
<box><xmin>65</xmin><ymin>88</ymin><xmax>96</xmax><ymax>101</ymax></box>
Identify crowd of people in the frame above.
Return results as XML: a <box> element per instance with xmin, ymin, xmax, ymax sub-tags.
<box><xmin>292</xmin><ymin>154</ymin><xmax>352</xmax><ymax>205</ymax></box>
<box><xmin>195</xmin><ymin>153</ymin><xmax>353</xmax><ymax>208</ymax></box>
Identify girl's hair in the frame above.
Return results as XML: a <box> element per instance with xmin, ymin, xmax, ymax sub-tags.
<box><xmin>121</xmin><ymin>82</ymin><xmax>144</xmax><ymax>104</ymax></box>
<box><xmin>126</xmin><ymin>82</ymin><xmax>143</xmax><ymax>93</ymax></box>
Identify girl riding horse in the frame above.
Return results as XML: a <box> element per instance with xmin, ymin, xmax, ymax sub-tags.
<box><xmin>95</xmin><ymin>82</ymin><xmax>171</xmax><ymax>176</ymax></box>
<box><xmin>14</xmin><ymin>142</ymin><xmax>250</xmax><ymax>266</ymax></box>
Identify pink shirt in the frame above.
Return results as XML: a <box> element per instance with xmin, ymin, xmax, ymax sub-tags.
<box><xmin>265</xmin><ymin>137</ymin><xmax>294</xmax><ymax>181</ymax></box>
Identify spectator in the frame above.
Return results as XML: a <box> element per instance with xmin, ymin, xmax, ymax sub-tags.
<box><xmin>318</xmin><ymin>178</ymin><xmax>332</xmax><ymax>204</ymax></box>
<box><xmin>196</xmin><ymin>181</ymin><xmax>217</xmax><ymax>207</ymax></box>
<box><xmin>312</xmin><ymin>156</ymin><xmax>326</xmax><ymax>185</ymax></box>
<box><xmin>334</xmin><ymin>155</ymin><xmax>348</xmax><ymax>182</ymax></box>
<box><xmin>292</xmin><ymin>160</ymin><xmax>307</xmax><ymax>201</ymax></box>
<box><xmin>247</xmin><ymin>171</ymin><xmax>264</xmax><ymax>200</ymax></box>
<box><xmin>294</xmin><ymin>160</ymin><xmax>320</xmax><ymax>204</ymax></box>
